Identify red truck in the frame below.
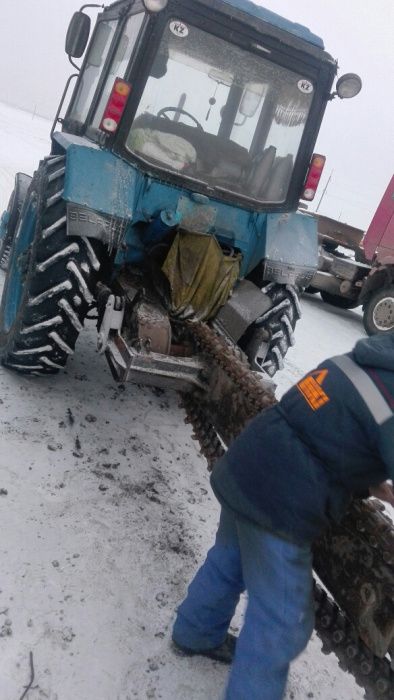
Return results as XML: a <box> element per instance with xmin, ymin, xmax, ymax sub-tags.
<box><xmin>307</xmin><ymin>175</ymin><xmax>394</xmax><ymax>335</ymax></box>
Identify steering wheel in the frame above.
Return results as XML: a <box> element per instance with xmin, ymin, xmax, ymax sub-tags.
<box><xmin>157</xmin><ymin>107</ymin><xmax>204</xmax><ymax>131</ymax></box>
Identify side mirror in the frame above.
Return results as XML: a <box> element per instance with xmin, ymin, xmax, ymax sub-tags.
<box><xmin>335</xmin><ymin>73</ymin><xmax>362</xmax><ymax>99</ymax></box>
<box><xmin>65</xmin><ymin>11</ymin><xmax>91</xmax><ymax>58</ymax></box>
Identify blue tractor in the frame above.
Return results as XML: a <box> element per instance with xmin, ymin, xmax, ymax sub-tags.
<box><xmin>0</xmin><ymin>0</ymin><xmax>361</xmax><ymax>385</ymax></box>
<box><xmin>2</xmin><ymin>4</ymin><xmax>394</xmax><ymax>691</ymax></box>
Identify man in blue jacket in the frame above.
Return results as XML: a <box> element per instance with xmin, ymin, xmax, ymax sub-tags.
<box><xmin>172</xmin><ymin>332</ymin><xmax>394</xmax><ymax>700</ymax></box>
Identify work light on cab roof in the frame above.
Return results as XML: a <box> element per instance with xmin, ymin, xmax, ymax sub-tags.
<box><xmin>142</xmin><ymin>0</ymin><xmax>168</xmax><ymax>11</ymax></box>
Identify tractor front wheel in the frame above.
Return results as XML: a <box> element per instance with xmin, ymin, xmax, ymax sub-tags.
<box><xmin>239</xmin><ymin>283</ymin><xmax>301</xmax><ymax>376</ymax></box>
<box><xmin>0</xmin><ymin>156</ymin><xmax>103</xmax><ymax>374</ymax></box>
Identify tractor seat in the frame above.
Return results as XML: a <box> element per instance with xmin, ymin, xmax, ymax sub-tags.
<box><xmin>261</xmin><ymin>154</ymin><xmax>294</xmax><ymax>202</ymax></box>
<box><xmin>247</xmin><ymin>145</ymin><xmax>277</xmax><ymax>198</ymax></box>
<box><xmin>247</xmin><ymin>148</ymin><xmax>294</xmax><ymax>202</ymax></box>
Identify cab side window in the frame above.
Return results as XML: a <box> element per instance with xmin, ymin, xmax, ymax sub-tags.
<box><xmin>91</xmin><ymin>13</ymin><xmax>145</xmax><ymax>129</ymax></box>
<box><xmin>68</xmin><ymin>19</ymin><xmax>118</xmax><ymax>124</ymax></box>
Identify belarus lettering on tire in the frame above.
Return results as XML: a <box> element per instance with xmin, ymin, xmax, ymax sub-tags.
<box><xmin>0</xmin><ymin>155</ymin><xmax>103</xmax><ymax>374</ymax></box>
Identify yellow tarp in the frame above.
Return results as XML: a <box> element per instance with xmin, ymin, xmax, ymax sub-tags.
<box><xmin>162</xmin><ymin>231</ymin><xmax>241</xmax><ymax>321</ymax></box>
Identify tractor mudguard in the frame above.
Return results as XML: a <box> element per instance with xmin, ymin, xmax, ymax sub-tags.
<box><xmin>263</xmin><ymin>212</ymin><xmax>318</xmax><ymax>287</ymax></box>
<box><xmin>0</xmin><ymin>172</ymin><xmax>32</xmax><ymax>270</ymax></box>
<box><xmin>66</xmin><ymin>202</ymin><xmax>126</xmax><ymax>248</ymax></box>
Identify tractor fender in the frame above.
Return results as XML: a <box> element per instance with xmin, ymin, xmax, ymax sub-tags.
<box><xmin>359</xmin><ymin>264</ymin><xmax>394</xmax><ymax>303</ymax></box>
<box><xmin>215</xmin><ymin>279</ymin><xmax>273</xmax><ymax>342</ymax></box>
<box><xmin>0</xmin><ymin>172</ymin><xmax>32</xmax><ymax>271</ymax></box>
<box><xmin>263</xmin><ymin>212</ymin><xmax>318</xmax><ymax>287</ymax></box>
<box><xmin>66</xmin><ymin>201</ymin><xmax>127</xmax><ymax>247</ymax></box>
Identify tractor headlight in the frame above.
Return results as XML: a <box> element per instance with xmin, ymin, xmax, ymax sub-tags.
<box><xmin>143</xmin><ymin>0</ymin><xmax>168</xmax><ymax>12</ymax></box>
<box><xmin>336</xmin><ymin>73</ymin><xmax>362</xmax><ymax>99</ymax></box>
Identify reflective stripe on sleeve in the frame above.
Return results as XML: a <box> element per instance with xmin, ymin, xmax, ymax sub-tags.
<box><xmin>331</xmin><ymin>355</ymin><xmax>392</xmax><ymax>426</ymax></box>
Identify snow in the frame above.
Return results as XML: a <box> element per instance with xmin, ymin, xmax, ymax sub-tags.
<box><xmin>0</xmin><ymin>103</ymin><xmax>50</xmax><ymax>213</ymax></box>
<box><xmin>0</xmin><ymin>101</ymin><xmax>378</xmax><ymax>700</ymax></box>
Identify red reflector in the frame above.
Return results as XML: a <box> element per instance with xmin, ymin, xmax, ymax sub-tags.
<box><xmin>100</xmin><ymin>78</ymin><xmax>132</xmax><ymax>134</ymax></box>
<box><xmin>301</xmin><ymin>154</ymin><xmax>326</xmax><ymax>201</ymax></box>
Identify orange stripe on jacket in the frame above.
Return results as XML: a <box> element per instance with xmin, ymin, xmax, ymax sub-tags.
<box><xmin>297</xmin><ymin>369</ymin><xmax>330</xmax><ymax>411</ymax></box>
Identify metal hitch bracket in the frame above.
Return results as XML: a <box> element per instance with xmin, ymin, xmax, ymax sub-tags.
<box><xmin>105</xmin><ymin>335</ymin><xmax>208</xmax><ymax>392</ymax></box>
<box><xmin>97</xmin><ymin>294</ymin><xmax>125</xmax><ymax>353</ymax></box>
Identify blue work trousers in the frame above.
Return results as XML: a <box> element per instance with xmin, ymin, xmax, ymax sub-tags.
<box><xmin>173</xmin><ymin>507</ymin><xmax>314</xmax><ymax>700</ymax></box>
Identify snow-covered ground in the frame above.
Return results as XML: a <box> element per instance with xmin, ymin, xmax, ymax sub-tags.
<box><xmin>0</xmin><ymin>101</ymin><xmax>371</xmax><ymax>700</ymax></box>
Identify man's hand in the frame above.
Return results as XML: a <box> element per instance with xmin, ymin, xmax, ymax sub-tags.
<box><xmin>369</xmin><ymin>481</ymin><xmax>394</xmax><ymax>506</ymax></box>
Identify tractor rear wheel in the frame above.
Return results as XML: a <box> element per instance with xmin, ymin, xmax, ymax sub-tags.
<box><xmin>0</xmin><ymin>155</ymin><xmax>103</xmax><ymax>374</ymax></box>
<box><xmin>0</xmin><ymin>173</ymin><xmax>32</xmax><ymax>271</ymax></box>
<box><xmin>239</xmin><ymin>283</ymin><xmax>301</xmax><ymax>376</ymax></box>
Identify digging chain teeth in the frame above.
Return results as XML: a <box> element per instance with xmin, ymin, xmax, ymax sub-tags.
<box><xmin>186</xmin><ymin>320</ymin><xmax>276</xmax><ymax>421</ymax></box>
<box><xmin>181</xmin><ymin>393</ymin><xmax>225</xmax><ymax>470</ymax></box>
<box><xmin>180</xmin><ymin>320</ymin><xmax>394</xmax><ymax>699</ymax></box>
<box><xmin>347</xmin><ymin>499</ymin><xmax>394</xmax><ymax>567</ymax></box>
<box><xmin>314</xmin><ymin>583</ymin><xmax>394</xmax><ymax>699</ymax></box>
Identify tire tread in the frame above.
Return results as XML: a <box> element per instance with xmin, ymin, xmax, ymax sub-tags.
<box><xmin>0</xmin><ymin>156</ymin><xmax>102</xmax><ymax>374</ymax></box>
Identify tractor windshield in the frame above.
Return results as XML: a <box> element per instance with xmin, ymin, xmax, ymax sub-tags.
<box><xmin>126</xmin><ymin>19</ymin><xmax>315</xmax><ymax>204</ymax></box>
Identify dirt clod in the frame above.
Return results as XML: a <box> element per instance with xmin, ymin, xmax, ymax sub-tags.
<box><xmin>85</xmin><ymin>414</ymin><xmax>97</xmax><ymax>423</ymax></box>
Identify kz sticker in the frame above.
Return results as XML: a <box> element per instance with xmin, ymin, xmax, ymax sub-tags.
<box><xmin>297</xmin><ymin>79</ymin><xmax>314</xmax><ymax>94</ymax></box>
<box><xmin>170</xmin><ymin>21</ymin><xmax>189</xmax><ymax>38</ymax></box>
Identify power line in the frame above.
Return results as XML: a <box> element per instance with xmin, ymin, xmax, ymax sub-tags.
<box><xmin>315</xmin><ymin>170</ymin><xmax>333</xmax><ymax>212</ymax></box>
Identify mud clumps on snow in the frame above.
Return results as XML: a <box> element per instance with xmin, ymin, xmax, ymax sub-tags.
<box><xmin>0</xmin><ymin>618</ymin><xmax>12</xmax><ymax>637</ymax></box>
<box><xmin>85</xmin><ymin>414</ymin><xmax>97</xmax><ymax>423</ymax></box>
<box><xmin>66</xmin><ymin>407</ymin><xmax>75</xmax><ymax>425</ymax></box>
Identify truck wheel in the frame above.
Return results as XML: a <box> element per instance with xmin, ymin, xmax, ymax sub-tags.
<box><xmin>240</xmin><ymin>283</ymin><xmax>301</xmax><ymax>376</ymax></box>
<box><xmin>320</xmin><ymin>290</ymin><xmax>359</xmax><ymax>309</ymax></box>
<box><xmin>363</xmin><ymin>287</ymin><xmax>394</xmax><ymax>336</ymax></box>
<box><xmin>0</xmin><ymin>173</ymin><xmax>32</xmax><ymax>271</ymax></box>
<box><xmin>0</xmin><ymin>155</ymin><xmax>103</xmax><ymax>374</ymax></box>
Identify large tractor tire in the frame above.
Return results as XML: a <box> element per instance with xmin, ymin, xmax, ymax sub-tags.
<box><xmin>320</xmin><ymin>290</ymin><xmax>359</xmax><ymax>309</ymax></box>
<box><xmin>0</xmin><ymin>155</ymin><xmax>103</xmax><ymax>374</ymax></box>
<box><xmin>362</xmin><ymin>286</ymin><xmax>394</xmax><ymax>336</ymax></box>
<box><xmin>0</xmin><ymin>173</ymin><xmax>32</xmax><ymax>271</ymax></box>
<box><xmin>240</xmin><ymin>283</ymin><xmax>301</xmax><ymax>376</ymax></box>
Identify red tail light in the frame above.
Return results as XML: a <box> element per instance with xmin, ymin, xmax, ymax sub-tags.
<box><xmin>100</xmin><ymin>78</ymin><xmax>132</xmax><ymax>134</ymax></box>
<box><xmin>301</xmin><ymin>154</ymin><xmax>326</xmax><ymax>201</ymax></box>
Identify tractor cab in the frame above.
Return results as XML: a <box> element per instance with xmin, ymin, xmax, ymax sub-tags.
<box><xmin>0</xmin><ymin>0</ymin><xmax>362</xmax><ymax>386</ymax></box>
<box><xmin>61</xmin><ymin>0</ymin><xmax>346</xmax><ymax>213</ymax></box>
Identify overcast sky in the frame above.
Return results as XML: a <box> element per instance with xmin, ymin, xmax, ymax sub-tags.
<box><xmin>0</xmin><ymin>0</ymin><xmax>392</xmax><ymax>229</ymax></box>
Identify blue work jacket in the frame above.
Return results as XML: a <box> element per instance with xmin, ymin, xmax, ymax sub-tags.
<box><xmin>211</xmin><ymin>333</ymin><xmax>394</xmax><ymax>544</ymax></box>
